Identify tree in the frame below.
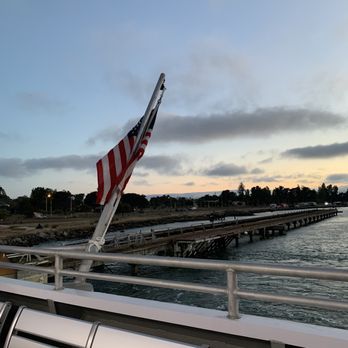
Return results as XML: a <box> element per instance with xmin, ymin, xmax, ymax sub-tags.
<box><xmin>299</xmin><ymin>186</ymin><xmax>317</xmax><ymax>203</ymax></box>
<box><xmin>0</xmin><ymin>187</ymin><xmax>7</xmax><ymax>196</ymax></box>
<box><xmin>326</xmin><ymin>184</ymin><xmax>338</xmax><ymax>203</ymax></box>
<box><xmin>73</xmin><ymin>193</ymin><xmax>85</xmax><ymax>211</ymax></box>
<box><xmin>250</xmin><ymin>186</ymin><xmax>271</xmax><ymax>206</ymax></box>
<box><xmin>318</xmin><ymin>183</ymin><xmax>328</xmax><ymax>203</ymax></box>
<box><xmin>30</xmin><ymin>187</ymin><xmax>52</xmax><ymax>211</ymax></box>
<box><xmin>272</xmin><ymin>186</ymin><xmax>286</xmax><ymax>204</ymax></box>
<box><xmin>176</xmin><ymin>197</ymin><xmax>194</xmax><ymax>208</ymax></box>
<box><xmin>237</xmin><ymin>182</ymin><xmax>245</xmax><ymax>201</ymax></box>
<box><xmin>84</xmin><ymin>191</ymin><xmax>98</xmax><ymax>210</ymax></box>
<box><xmin>196</xmin><ymin>194</ymin><xmax>220</xmax><ymax>207</ymax></box>
<box><xmin>52</xmin><ymin>190</ymin><xmax>72</xmax><ymax>213</ymax></box>
<box><xmin>149</xmin><ymin>195</ymin><xmax>173</xmax><ymax>209</ymax></box>
<box><xmin>121</xmin><ymin>193</ymin><xmax>149</xmax><ymax>210</ymax></box>
<box><xmin>0</xmin><ymin>186</ymin><xmax>11</xmax><ymax>206</ymax></box>
<box><xmin>220</xmin><ymin>190</ymin><xmax>237</xmax><ymax>206</ymax></box>
<box><xmin>13</xmin><ymin>196</ymin><xmax>33</xmax><ymax>217</ymax></box>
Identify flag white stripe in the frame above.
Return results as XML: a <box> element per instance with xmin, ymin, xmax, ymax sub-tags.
<box><xmin>119</xmin><ymin>157</ymin><xmax>138</xmax><ymax>192</ymax></box>
<box><xmin>124</xmin><ymin>136</ymin><xmax>132</xmax><ymax>162</ymax></box>
<box><xmin>96</xmin><ymin>90</ymin><xmax>162</xmax><ymax>205</ymax></box>
<box><xmin>113</xmin><ymin>146</ymin><xmax>122</xmax><ymax>177</ymax></box>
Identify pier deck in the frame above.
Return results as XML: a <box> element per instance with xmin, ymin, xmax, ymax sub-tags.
<box><xmin>103</xmin><ymin>208</ymin><xmax>338</xmax><ymax>257</ymax></box>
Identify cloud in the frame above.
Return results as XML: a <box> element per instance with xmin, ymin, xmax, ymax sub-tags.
<box><xmin>258</xmin><ymin>157</ymin><xmax>273</xmax><ymax>164</ymax></box>
<box><xmin>16</xmin><ymin>92</ymin><xmax>69</xmax><ymax>114</ymax></box>
<box><xmin>201</xmin><ymin>163</ymin><xmax>268</xmax><ymax>178</ymax></box>
<box><xmin>88</xmin><ymin>107</ymin><xmax>345</xmax><ymax>146</ymax></box>
<box><xmin>202</xmin><ymin>162</ymin><xmax>247</xmax><ymax>177</ymax></box>
<box><xmin>153</xmin><ymin>108</ymin><xmax>345</xmax><ymax>143</ymax></box>
<box><xmin>183</xmin><ymin>181</ymin><xmax>195</xmax><ymax>186</ymax></box>
<box><xmin>282</xmin><ymin>141</ymin><xmax>348</xmax><ymax>159</ymax></box>
<box><xmin>0</xmin><ymin>153</ymin><xmax>184</xmax><ymax>178</ymax></box>
<box><xmin>326</xmin><ymin>174</ymin><xmax>348</xmax><ymax>182</ymax></box>
<box><xmin>243</xmin><ymin>172</ymin><xmax>321</xmax><ymax>185</ymax></box>
<box><xmin>25</xmin><ymin>155</ymin><xmax>99</xmax><ymax>171</ymax></box>
<box><xmin>0</xmin><ymin>155</ymin><xmax>98</xmax><ymax>178</ymax></box>
<box><xmin>138</xmin><ymin>155</ymin><xmax>183</xmax><ymax>175</ymax></box>
<box><xmin>86</xmin><ymin>128</ymin><xmax>119</xmax><ymax>146</ymax></box>
<box><xmin>250</xmin><ymin>168</ymin><xmax>264</xmax><ymax>174</ymax></box>
<box><xmin>132</xmin><ymin>171</ymin><xmax>149</xmax><ymax>177</ymax></box>
<box><xmin>131</xmin><ymin>179</ymin><xmax>151</xmax><ymax>187</ymax></box>
<box><xmin>0</xmin><ymin>159</ymin><xmax>27</xmax><ymax>178</ymax></box>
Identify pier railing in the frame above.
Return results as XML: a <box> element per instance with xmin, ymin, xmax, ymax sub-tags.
<box><xmin>0</xmin><ymin>245</ymin><xmax>347</xmax><ymax>319</ymax></box>
<box><xmin>102</xmin><ymin>208</ymin><xmax>338</xmax><ymax>253</ymax></box>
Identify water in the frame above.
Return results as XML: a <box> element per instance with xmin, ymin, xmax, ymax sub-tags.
<box><xmin>89</xmin><ymin>208</ymin><xmax>348</xmax><ymax>329</ymax></box>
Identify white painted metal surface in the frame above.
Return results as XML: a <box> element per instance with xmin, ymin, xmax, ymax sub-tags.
<box><xmin>2</xmin><ymin>297</ymin><xmax>197</xmax><ymax>348</ymax></box>
<box><xmin>92</xmin><ymin>326</ymin><xmax>197</xmax><ymax>348</ymax></box>
<box><xmin>4</xmin><ymin>307</ymin><xmax>93</xmax><ymax>348</ymax></box>
<box><xmin>13</xmin><ymin>308</ymin><xmax>93</xmax><ymax>346</ymax></box>
<box><xmin>0</xmin><ymin>301</ymin><xmax>11</xmax><ymax>332</ymax></box>
<box><xmin>0</xmin><ymin>277</ymin><xmax>346</xmax><ymax>348</ymax></box>
<box><xmin>8</xmin><ymin>336</ymin><xmax>54</xmax><ymax>348</ymax></box>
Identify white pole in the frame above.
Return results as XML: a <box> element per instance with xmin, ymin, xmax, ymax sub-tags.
<box><xmin>78</xmin><ymin>73</ymin><xmax>166</xmax><ymax>275</ymax></box>
<box><xmin>133</xmin><ymin>73</ymin><xmax>165</xmax><ymax>152</ymax></box>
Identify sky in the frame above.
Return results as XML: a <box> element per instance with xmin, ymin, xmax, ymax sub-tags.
<box><xmin>1</xmin><ymin>0</ymin><xmax>348</xmax><ymax>199</ymax></box>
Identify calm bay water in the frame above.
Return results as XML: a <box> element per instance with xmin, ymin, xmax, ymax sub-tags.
<box><xmin>90</xmin><ymin>208</ymin><xmax>348</xmax><ymax>329</ymax></box>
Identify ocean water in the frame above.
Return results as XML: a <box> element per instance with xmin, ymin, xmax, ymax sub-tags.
<box><xmin>91</xmin><ymin>208</ymin><xmax>348</xmax><ymax>329</ymax></box>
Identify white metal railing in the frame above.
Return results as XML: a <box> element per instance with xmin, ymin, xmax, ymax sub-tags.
<box><xmin>0</xmin><ymin>244</ymin><xmax>346</xmax><ymax>319</ymax></box>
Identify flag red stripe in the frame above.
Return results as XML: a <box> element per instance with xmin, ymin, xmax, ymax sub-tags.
<box><xmin>107</xmin><ymin>149</ymin><xmax>117</xmax><ymax>188</ymax></box>
<box><xmin>122</xmin><ymin>175</ymin><xmax>131</xmax><ymax>192</ymax></box>
<box><xmin>96</xmin><ymin>160</ymin><xmax>104</xmax><ymax>204</ymax></box>
<box><xmin>96</xmin><ymin>98</ymin><xmax>160</xmax><ymax>205</ymax></box>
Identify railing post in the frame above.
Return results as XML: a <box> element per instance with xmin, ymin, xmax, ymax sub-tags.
<box><xmin>54</xmin><ymin>254</ymin><xmax>63</xmax><ymax>290</ymax></box>
<box><xmin>227</xmin><ymin>268</ymin><xmax>240</xmax><ymax>319</ymax></box>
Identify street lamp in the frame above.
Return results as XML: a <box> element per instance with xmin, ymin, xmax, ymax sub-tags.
<box><xmin>47</xmin><ymin>193</ymin><xmax>52</xmax><ymax>216</ymax></box>
<box><xmin>70</xmin><ymin>195</ymin><xmax>75</xmax><ymax>214</ymax></box>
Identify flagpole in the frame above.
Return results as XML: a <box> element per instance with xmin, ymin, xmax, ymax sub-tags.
<box><xmin>78</xmin><ymin>73</ymin><xmax>165</xmax><ymax>275</ymax></box>
<box><xmin>133</xmin><ymin>73</ymin><xmax>165</xmax><ymax>152</ymax></box>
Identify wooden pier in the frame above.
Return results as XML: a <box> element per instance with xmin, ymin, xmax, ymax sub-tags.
<box><xmin>102</xmin><ymin>208</ymin><xmax>338</xmax><ymax>257</ymax></box>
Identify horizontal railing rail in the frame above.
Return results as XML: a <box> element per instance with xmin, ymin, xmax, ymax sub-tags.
<box><xmin>0</xmin><ymin>243</ymin><xmax>346</xmax><ymax>319</ymax></box>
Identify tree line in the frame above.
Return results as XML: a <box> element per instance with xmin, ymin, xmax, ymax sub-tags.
<box><xmin>0</xmin><ymin>182</ymin><xmax>347</xmax><ymax>218</ymax></box>
<box><xmin>217</xmin><ymin>182</ymin><xmax>344</xmax><ymax>207</ymax></box>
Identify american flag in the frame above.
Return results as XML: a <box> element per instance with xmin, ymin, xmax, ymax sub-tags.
<box><xmin>96</xmin><ymin>103</ymin><xmax>159</xmax><ymax>205</ymax></box>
